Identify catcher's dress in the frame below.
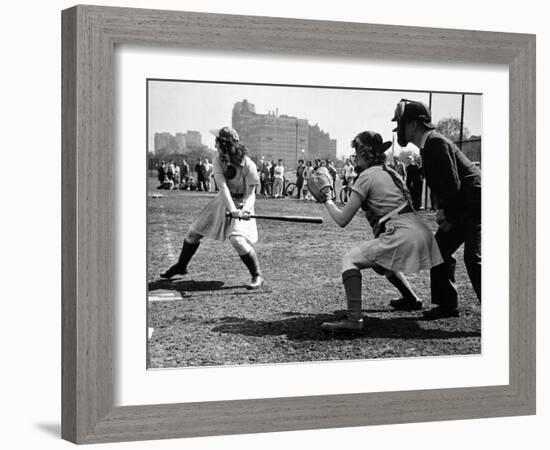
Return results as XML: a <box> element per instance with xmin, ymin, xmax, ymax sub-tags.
<box><xmin>352</xmin><ymin>165</ymin><xmax>443</xmax><ymax>272</ymax></box>
<box><xmin>189</xmin><ymin>155</ymin><xmax>260</xmax><ymax>244</ymax></box>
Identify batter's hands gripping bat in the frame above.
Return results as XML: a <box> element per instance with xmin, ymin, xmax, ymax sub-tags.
<box><xmin>226</xmin><ymin>212</ymin><xmax>323</xmax><ymax>224</ymax></box>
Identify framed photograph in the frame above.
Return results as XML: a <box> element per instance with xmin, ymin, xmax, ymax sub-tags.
<box><xmin>62</xmin><ymin>5</ymin><xmax>535</xmax><ymax>444</ymax></box>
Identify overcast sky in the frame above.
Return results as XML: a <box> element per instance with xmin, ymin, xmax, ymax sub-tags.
<box><xmin>148</xmin><ymin>80</ymin><xmax>482</xmax><ymax>158</ymax></box>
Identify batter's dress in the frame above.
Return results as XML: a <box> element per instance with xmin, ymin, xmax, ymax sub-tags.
<box><xmin>352</xmin><ymin>165</ymin><xmax>443</xmax><ymax>273</ymax></box>
<box><xmin>189</xmin><ymin>155</ymin><xmax>260</xmax><ymax>244</ymax></box>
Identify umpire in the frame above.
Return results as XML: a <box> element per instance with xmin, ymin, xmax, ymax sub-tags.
<box><xmin>392</xmin><ymin>99</ymin><xmax>481</xmax><ymax>319</ymax></box>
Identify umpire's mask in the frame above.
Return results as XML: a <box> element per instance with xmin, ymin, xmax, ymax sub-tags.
<box><xmin>392</xmin><ymin>100</ymin><xmax>409</xmax><ymax>147</ymax></box>
<box><xmin>391</xmin><ymin>99</ymin><xmax>435</xmax><ymax>147</ymax></box>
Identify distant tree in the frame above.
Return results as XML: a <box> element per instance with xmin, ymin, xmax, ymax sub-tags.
<box><xmin>436</xmin><ymin>118</ymin><xmax>470</xmax><ymax>143</ymax></box>
<box><xmin>183</xmin><ymin>145</ymin><xmax>217</xmax><ymax>165</ymax></box>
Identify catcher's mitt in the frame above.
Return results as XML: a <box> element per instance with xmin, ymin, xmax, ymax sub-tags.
<box><xmin>307</xmin><ymin>167</ymin><xmax>335</xmax><ymax>203</ymax></box>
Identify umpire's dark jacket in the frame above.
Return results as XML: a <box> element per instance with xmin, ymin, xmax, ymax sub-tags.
<box><xmin>420</xmin><ymin>131</ymin><xmax>481</xmax><ymax>223</ymax></box>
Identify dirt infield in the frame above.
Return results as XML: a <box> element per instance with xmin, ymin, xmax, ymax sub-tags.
<box><xmin>147</xmin><ymin>183</ymin><xmax>480</xmax><ymax>368</ymax></box>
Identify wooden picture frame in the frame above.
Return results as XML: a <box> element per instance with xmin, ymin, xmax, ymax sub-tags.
<box><xmin>62</xmin><ymin>5</ymin><xmax>536</xmax><ymax>444</ymax></box>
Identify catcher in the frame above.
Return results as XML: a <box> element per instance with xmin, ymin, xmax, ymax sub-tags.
<box><xmin>308</xmin><ymin>131</ymin><xmax>443</xmax><ymax>332</ymax></box>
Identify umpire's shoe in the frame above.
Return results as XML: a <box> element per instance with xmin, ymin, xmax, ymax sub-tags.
<box><xmin>246</xmin><ymin>275</ymin><xmax>265</xmax><ymax>290</ymax></box>
<box><xmin>321</xmin><ymin>318</ymin><xmax>364</xmax><ymax>333</ymax></box>
<box><xmin>421</xmin><ymin>305</ymin><xmax>460</xmax><ymax>319</ymax></box>
<box><xmin>160</xmin><ymin>264</ymin><xmax>188</xmax><ymax>279</ymax></box>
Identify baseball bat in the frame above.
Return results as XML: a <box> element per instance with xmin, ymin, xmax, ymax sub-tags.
<box><xmin>225</xmin><ymin>212</ymin><xmax>323</xmax><ymax>224</ymax></box>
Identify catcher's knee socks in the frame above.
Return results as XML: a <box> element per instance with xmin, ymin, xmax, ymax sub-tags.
<box><xmin>342</xmin><ymin>269</ymin><xmax>362</xmax><ymax>321</ymax></box>
<box><xmin>239</xmin><ymin>248</ymin><xmax>261</xmax><ymax>278</ymax></box>
<box><xmin>176</xmin><ymin>239</ymin><xmax>200</xmax><ymax>270</ymax></box>
<box><xmin>386</xmin><ymin>272</ymin><xmax>418</xmax><ymax>301</ymax></box>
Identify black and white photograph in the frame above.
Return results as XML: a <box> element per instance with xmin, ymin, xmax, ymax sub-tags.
<box><xmin>146</xmin><ymin>80</ymin><xmax>482</xmax><ymax>368</ymax></box>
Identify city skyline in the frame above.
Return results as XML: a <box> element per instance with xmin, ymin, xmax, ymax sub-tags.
<box><xmin>148</xmin><ymin>80</ymin><xmax>482</xmax><ymax>159</ymax></box>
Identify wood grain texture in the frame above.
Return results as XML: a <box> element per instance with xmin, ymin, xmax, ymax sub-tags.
<box><xmin>61</xmin><ymin>6</ymin><xmax>77</xmax><ymax>443</ymax></box>
<box><xmin>61</xmin><ymin>5</ymin><xmax>536</xmax><ymax>444</ymax></box>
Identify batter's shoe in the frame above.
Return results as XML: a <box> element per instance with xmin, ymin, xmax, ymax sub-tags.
<box><xmin>160</xmin><ymin>264</ymin><xmax>188</xmax><ymax>279</ymax></box>
<box><xmin>389</xmin><ymin>297</ymin><xmax>423</xmax><ymax>311</ymax></box>
<box><xmin>421</xmin><ymin>305</ymin><xmax>460</xmax><ymax>319</ymax></box>
<box><xmin>246</xmin><ymin>275</ymin><xmax>264</xmax><ymax>290</ymax></box>
<box><xmin>321</xmin><ymin>318</ymin><xmax>364</xmax><ymax>333</ymax></box>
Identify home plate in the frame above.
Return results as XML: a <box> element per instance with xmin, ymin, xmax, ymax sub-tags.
<box><xmin>148</xmin><ymin>289</ymin><xmax>187</xmax><ymax>302</ymax></box>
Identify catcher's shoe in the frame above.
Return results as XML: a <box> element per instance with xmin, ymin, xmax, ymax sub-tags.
<box><xmin>421</xmin><ymin>305</ymin><xmax>459</xmax><ymax>319</ymax></box>
<box><xmin>389</xmin><ymin>297</ymin><xmax>423</xmax><ymax>311</ymax></box>
<box><xmin>159</xmin><ymin>264</ymin><xmax>188</xmax><ymax>279</ymax></box>
<box><xmin>321</xmin><ymin>318</ymin><xmax>364</xmax><ymax>333</ymax></box>
<box><xmin>246</xmin><ymin>275</ymin><xmax>264</xmax><ymax>290</ymax></box>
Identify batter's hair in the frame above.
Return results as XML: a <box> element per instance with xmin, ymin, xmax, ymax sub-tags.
<box><xmin>217</xmin><ymin>137</ymin><xmax>248</xmax><ymax>165</ymax></box>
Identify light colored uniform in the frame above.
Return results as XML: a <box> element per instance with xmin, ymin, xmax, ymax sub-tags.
<box><xmin>273</xmin><ymin>164</ymin><xmax>284</xmax><ymax>196</ymax></box>
<box><xmin>352</xmin><ymin>165</ymin><xmax>442</xmax><ymax>272</ymax></box>
<box><xmin>303</xmin><ymin>166</ymin><xmax>314</xmax><ymax>199</ymax></box>
<box><xmin>190</xmin><ymin>155</ymin><xmax>260</xmax><ymax>244</ymax></box>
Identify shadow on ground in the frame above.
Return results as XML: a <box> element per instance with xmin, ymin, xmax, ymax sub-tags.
<box><xmin>211</xmin><ymin>313</ymin><xmax>480</xmax><ymax>341</ymax></box>
<box><xmin>35</xmin><ymin>423</ymin><xmax>60</xmax><ymax>438</ymax></box>
<box><xmin>148</xmin><ymin>279</ymin><xmax>276</xmax><ymax>299</ymax></box>
<box><xmin>148</xmin><ymin>279</ymin><xmax>241</xmax><ymax>293</ymax></box>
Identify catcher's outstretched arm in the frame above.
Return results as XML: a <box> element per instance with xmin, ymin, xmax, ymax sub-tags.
<box><xmin>324</xmin><ymin>192</ymin><xmax>362</xmax><ymax>227</ymax></box>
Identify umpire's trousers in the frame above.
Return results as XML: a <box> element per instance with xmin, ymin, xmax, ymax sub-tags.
<box><xmin>430</xmin><ymin>205</ymin><xmax>481</xmax><ymax>308</ymax></box>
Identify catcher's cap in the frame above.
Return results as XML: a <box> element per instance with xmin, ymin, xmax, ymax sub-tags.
<box><xmin>209</xmin><ymin>126</ymin><xmax>240</xmax><ymax>142</ymax></box>
<box><xmin>391</xmin><ymin>99</ymin><xmax>435</xmax><ymax>131</ymax></box>
<box><xmin>352</xmin><ymin>131</ymin><xmax>392</xmax><ymax>153</ymax></box>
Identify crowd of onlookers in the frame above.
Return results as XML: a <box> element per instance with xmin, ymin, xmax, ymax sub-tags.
<box><xmin>257</xmin><ymin>155</ymin><xmax>428</xmax><ymax>207</ymax></box>
<box><xmin>258</xmin><ymin>157</ymin><xmax>340</xmax><ymax>200</ymax></box>
<box><xmin>156</xmin><ymin>154</ymin><xmax>430</xmax><ymax>208</ymax></box>
<box><xmin>156</xmin><ymin>157</ymin><xmax>217</xmax><ymax>192</ymax></box>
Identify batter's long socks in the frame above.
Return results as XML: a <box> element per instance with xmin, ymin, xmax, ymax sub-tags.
<box><xmin>239</xmin><ymin>248</ymin><xmax>261</xmax><ymax>277</ymax></box>
<box><xmin>342</xmin><ymin>269</ymin><xmax>362</xmax><ymax>321</ymax></box>
<box><xmin>386</xmin><ymin>272</ymin><xmax>419</xmax><ymax>301</ymax></box>
<box><xmin>176</xmin><ymin>240</ymin><xmax>200</xmax><ymax>270</ymax></box>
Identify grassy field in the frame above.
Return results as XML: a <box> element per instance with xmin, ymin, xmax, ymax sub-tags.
<box><xmin>147</xmin><ymin>180</ymin><xmax>480</xmax><ymax>368</ymax></box>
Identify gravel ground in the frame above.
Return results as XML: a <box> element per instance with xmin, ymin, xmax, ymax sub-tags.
<box><xmin>147</xmin><ymin>180</ymin><xmax>480</xmax><ymax>368</ymax></box>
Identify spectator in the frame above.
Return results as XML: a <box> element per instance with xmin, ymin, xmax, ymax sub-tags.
<box><xmin>327</xmin><ymin>160</ymin><xmax>337</xmax><ymax>187</ymax></box>
<box><xmin>157</xmin><ymin>160</ymin><xmax>166</xmax><ymax>187</ymax></box>
<box><xmin>260</xmin><ymin>161</ymin><xmax>271</xmax><ymax>196</ymax></box>
<box><xmin>195</xmin><ymin>157</ymin><xmax>207</xmax><ymax>191</ymax></box>
<box><xmin>303</xmin><ymin>160</ymin><xmax>314</xmax><ymax>201</ymax></box>
<box><xmin>167</xmin><ymin>160</ymin><xmax>175</xmax><ymax>181</ymax></box>
<box><xmin>273</xmin><ymin>159</ymin><xmax>285</xmax><ymax>198</ymax></box>
<box><xmin>269</xmin><ymin>160</ymin><xmax>276</xmax><ymax>183</ymax></box>
<box><xmin>391</xmin><ymin>157</ymin><xmax>406</xmax><ymax>179</ymax></box>
<box><xmin>405</xmin><ymin>155</ymin><xmax>423</xmax><ymax>210</ymax></box>
<box><xmin>296</xmin><ymin>159</ymin><xmax>305</xmax><ymax>199</ymax></box>
<box><xmin>204</xmin><ymin>157</ymin><xmax>213</xmax><ymax>192</ymax></box>
<box><xmin>180</xmin><ymin>159</ymin><xmax>190</xmax><ymax>187</ymax></box>
<box><xmin>173</xmin><ymin>164</ymin><xmax>181</xmax><ymax>188</ymax></box>
<box><xmin>343</xmin><ymin>158</ymin><xmax>355</xmax><ymax>187</ymax></box>
<box><xmin>157</xmin><ymin>175</ymin><xmax>174</xmax><ymax>190</ymax></box>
